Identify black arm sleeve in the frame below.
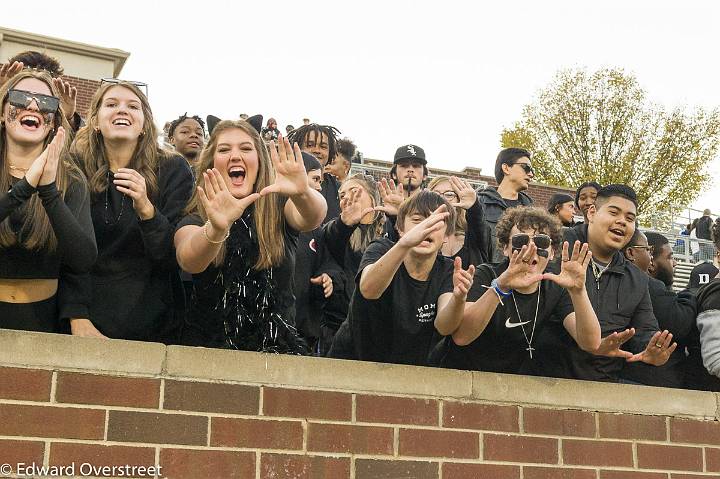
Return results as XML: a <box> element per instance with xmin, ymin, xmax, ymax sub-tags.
<box><xmin>37</xmin><ymin>180</ymin><xmax>97</xmax><ymax>273</ymax></box>
<box><xmin>138</xmin><ymin>156</ymin><xmax>193</xmax><ymax>262</ymax></box>
<box><xmin>464</xmin><ymin>199</ymin><xmax>491</xmax><ymax>263</ymax></box>
<box><xmin>0</xmin><ymin>178</ymin><xmax>35</xmax><ymax>222</ymax></box>
<box><xmin>57</xmin><ymin>269</ymin><xmax>91</xmax><ymax>320</ymax></box>
<box><xmin>322</xmin><ymin>217</ymin><xmax>357</xmax><ymax>267</ymax></box>
<box><xmin>651</xmin><ymin>285</ymin><xmax>697</xmax><ymax>339</ymax></box>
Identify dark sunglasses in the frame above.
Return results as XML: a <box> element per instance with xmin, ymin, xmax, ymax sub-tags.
<box><xmin>510</xmin><ymin>162</ymin><xmax>534</xmax><ymax>175</ymax></box>
<box><xmin>100</xmin><ymin>78</ymin><xmax>149</xmax><ymax>98</ymax></box>
<box><xmin>511</xmin><ymin>233</ymin><xmax>552</xmax><ymax>258</ymax></box>
<box><xmin>7</xmin><ymin>89</ymin><xmax>60</xmax><ymax>114</ymax></box>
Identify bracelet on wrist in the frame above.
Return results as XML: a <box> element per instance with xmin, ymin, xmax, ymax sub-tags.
<box><xmin>490</xmin><ymin>278</ymin><xmax>512</xmax><ymax>298</ymax></box>
<box><xmin>202</xmin><ymin>220</ymin><xmax>229</xmax><ymax>244</ymax></box>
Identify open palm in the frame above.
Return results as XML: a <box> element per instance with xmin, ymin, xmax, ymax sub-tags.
<box><xmin>497</xmin><ymin>243</ymin><xmax>544</xmax><ymax>290</ymax></box>
<box><xmin>199</xmin><ymin>168</ymin><xmax>259</xmax><ymax>233</ymax></box>
<box><xmin>260</xmin><ymin>136</ymin><xmax>308</xmax><ymax>197</ymax></box>
<box><xmin>543</xmin><ymin>241</ymin><xmax>591</xmax><ymax>293</ymax></box>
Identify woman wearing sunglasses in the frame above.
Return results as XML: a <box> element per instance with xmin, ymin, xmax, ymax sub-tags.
<box><xmin>174</xmin><ymin>120</ymin><xmax>326</xmax><ymax>352</ymax></box>
<box><xmin>70</xmin><ymin>81</ymin><xmax>193</xmax><ymax>341</ymax></box>
<box><xmin>432</xmin><ymin>206</ymin><xmax>602</xmax><ymax>376</ymax></box>
<box><xmin>0</xmin><ymin>70</ymin><xmax>96</xmax><ymax>332</ymax></box>
<box><xmin>427</xmin><ymin>175</ymin><xmax>492</xmax><ymax>266</ymax></box>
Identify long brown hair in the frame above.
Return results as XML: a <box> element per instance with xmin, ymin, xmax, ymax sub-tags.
<box><xmin>0</xmin><ymin>70</ymin><xmax>77</xmax><ymax>251</ymax></box>
<box><xmin>340</xmin><ymin>174</ymin><xmax>384</xmax><ymax>253</ymax></box>
<box><xmin>72</xmin><ymin>81</ymin><xmax>164</xmax><ymax>199</ymax></box>
<box><xmin>185</xmin><ymin>120</ymin><xmax>286</xmax><ymax>269</ymax></box>
<box><xmin>427</xmin><ymin>176</ymin><xmax>467</xmax><ymax>234</ymax></box>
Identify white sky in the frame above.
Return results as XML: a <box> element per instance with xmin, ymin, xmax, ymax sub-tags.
<box><xmin>3</xmin><ymin>0</ymin><xmax>720</xmax><ymax>216</ymax></box>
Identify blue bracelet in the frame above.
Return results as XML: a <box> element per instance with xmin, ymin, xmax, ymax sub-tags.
<box><xmin>491</xmin><ymin>278</ymin><xmax>512</xmax><ymax>298</ymax></box>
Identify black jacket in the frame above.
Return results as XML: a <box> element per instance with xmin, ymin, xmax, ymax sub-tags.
<box><xmin>477</xmin><ymin>187</ymin><xmax>533</xmax><ymax>261</ymax></box>
<box><xmin>562</xmin><ymin>223</ymin><xmax>659</xmax><ymax>382</ymax></box>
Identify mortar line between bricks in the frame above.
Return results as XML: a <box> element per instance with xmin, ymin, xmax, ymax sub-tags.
<box><xmin>154</xmin><ymin>447</ymin><xmax>160</xmax><ymax>479</ymax></box>
<box><xmin>158</xmin><ymin>378</ymin><xmax>165</xmax><ymax>410</ymax></box>
<box><xmin>206</xmin><ymin>414</ymin><xmax>212</xmax><ymax>447</ymax></box>
<box><xmin>350</xmin><ymin>454</ymin><xmax>355</xmax><ymax>479</ymax></box>
<box><xmin>103</xmin><ymin>409</ymin><xmax>109</xmax><ymax>441</ymax></box>
<box><xmin>594</xmin><ymin>411</ymin><xmax>600</xmax><ymax>439</ymax></box>
<box><xmin>393</xmin><ymin>427</ymin><xmax>399</xmax><ymax>457</ymax></box>
<box><xmin>437</xmin><ymin>460</ymin><xmax>442</xmax><ymax>479</ymax></box>
<box><xmin>558</xmin><ymin>437</ymin><xmax>563</xmax><ymax>465</ymax></box>
<box><xmin>255</xmin><ymin>450</ymin><xmax>261</xmax><ymax>479</ymax></box>
<box><xmin>49</xmin><ymin>370</ymin><xmax>57</xmax><ymax>404</ymax></box>
<box><xmin>478</xmin><ymin>431</ymin><xmax>483</xmax><ymax>460</ymax></box>
<box><xmin>438</xmin><ymin>400</ymin><xmax>443</xmax><ymax>427</ymax></box>
<box><xmin>351</xmin><ymin>393</ymin><xmax>356</xmax><ymax>423</ymax></box>
<box><xmin>519</xmin><ymin>406</ymin><xmax>524</xmax><ymax>434</ymax></box>
<box><xmin>665</xmin><ymin>416</ymin><xmax>670</xmax><ymax>443</ymax></box>
<box><xmin>703</xmin><ymin>445</ymin><xmax>707</xmax><ymax>472</ymax></box>
<box><xmin>43</xmin><ymin>439</ymin><xmax>50</xmax><ymax>468</ymax></box>
<box><xmin>259</xmin><ymin>385</ymin><xmax>264</xmax><ymax>416</ymax></box>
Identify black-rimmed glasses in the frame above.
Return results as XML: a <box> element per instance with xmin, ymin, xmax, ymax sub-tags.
<box><xmin>511</xmin><ymin>233</ymin><xmax>552</xmax><ymax>251</ymax></box>
<box><xmin>100</xmin><ymin>78</ymin><xmax>149</xmax><ymax>98</ymax></box>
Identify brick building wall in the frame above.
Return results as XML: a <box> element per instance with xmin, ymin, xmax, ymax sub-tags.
<box><xmin>63</xmin><ymin>75</ymin><xmax>100</xmax><ymax>118</ymax></box>
<box><xmin>0</xmin><ymin>330</ymin><xmax>718</xmax><ymax>479</ymax></box>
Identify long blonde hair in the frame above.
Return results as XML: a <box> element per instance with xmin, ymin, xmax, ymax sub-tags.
<box><xmin>340</xmin><ymin>174</ymin><xmax>384</xmax><ymax>253</ymax></box>
<box><xmin>0</xmin><ymin>70</ymin><xmax>78</xmax><ymax>251</ymax></box>
<box><xmin>427</xmin><ymin>176</ymin><xmax>468</xmax><ymax>234</ymax></box>
<box><xmin>72</xmin><ymin>81</ymin><xmax>165</xmax><ymax>200</ymax></box>
<box><xmin>185</xmin><ymin>120</ymin><xmax>286</xmax><ymax>269</ymax></box>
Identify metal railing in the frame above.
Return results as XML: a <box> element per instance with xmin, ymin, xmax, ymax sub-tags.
<box><xmin>643</xmin><ymin>229</ymin><xmax>716</xmax><ymax>264</ymax></box>
<box><xmin>349</xmin><ymin>163</ymin><xmax>489</xmax><ymax>191</ymax></box>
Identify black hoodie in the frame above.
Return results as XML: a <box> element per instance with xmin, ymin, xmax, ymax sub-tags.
<box><xmin>477</xmin><ymin>187</ymin><xmax>533</xmax><ymax>261</ymax></box>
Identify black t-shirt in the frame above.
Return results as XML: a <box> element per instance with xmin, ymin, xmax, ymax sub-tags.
<box><xmin>349</xmin><ymin>237</ymin><xmax>454</xmax><ymax>366</ymax></box>
<box><xmin>178</xmin><ymin>206</ymin><xmax>303</xmax><ymax>353</ymax></box>
<box><xmin>435</xmin><ymin>261</ymin><xmax>573</xmax><ymax>374</ymax></box>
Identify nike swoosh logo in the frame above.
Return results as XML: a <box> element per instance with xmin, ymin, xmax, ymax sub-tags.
<box><xmin>505</xmin><ymin>317</ymin><xmax>531</xmax><ymax>328</ymax></box>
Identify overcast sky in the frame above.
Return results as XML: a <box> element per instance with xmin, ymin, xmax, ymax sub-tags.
<box><xmin>3</xmin><ymin>0</ymin><xmax>720</xmax><ymax>217</ymax></box>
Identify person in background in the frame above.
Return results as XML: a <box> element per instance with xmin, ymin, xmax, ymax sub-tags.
<box><xmin>547</xmin><ymin>193</ymin><xmax>576</xmax><ymax>228</ymax></box>
<box><xmin>324</xmin><ymin>137</ymin><xmax>356</xmax><ymax>183</ymax></box>
<box><xmin>478</xmin><ymin>148</ymin><xmax>534</xmax><ymax>261</ymax></box>
<box><xmin>285</xmin><ymin>124</ymin><xmax>294</xmax><ymax>135</ymax></box>
<box><xmin>574</xmin><ymin>181</ymin><xmax>602</xmax><ymax>224</ymax></box>
<box><xmin>174</xmin><ymin>120</ymin><xmax>326</xmax><ymax>352</ymax></box>
<box><xmin>167</xmin><ymin>113</ymin><xmax>205</xmax><ymax>165</ymax></box>
<box><xmin>261</xmin><ymin>117</ymin><xmax>280</xmax><ymax>143</ymax></box>
<box><xmin>0</xmin><ymin>70</ymin><xmax>96</xmax><ymax>332</ymax></box>
<box><xmin>70</xmin><ymin>81</ymin><xmax>193</xmax><ymax>342</ymax></box>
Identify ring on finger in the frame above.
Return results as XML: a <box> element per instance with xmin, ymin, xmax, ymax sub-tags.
<box><xmin>655</xmin><ymin>343</ymin><xmax>663</xmax><ymax>348</ymax></box>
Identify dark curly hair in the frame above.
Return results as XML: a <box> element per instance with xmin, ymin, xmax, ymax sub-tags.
<box><xmin>495</xmin><ymin>206</ymin><xmax>563</xmax><ymax>254</ymax></box>
<box><xmin>168</xmin><ymin>113</ymin><xmax>206</xmax><ymax>139</ymax></box>
<box><xmin>8</xmin><ymin>51</ymin><xmax>64</xmax><ymax>77</ymax></box>
<box><xmin>287</xmin><ymin>123</ymin><xmax>341</xmax><ymax>162</ymax></box>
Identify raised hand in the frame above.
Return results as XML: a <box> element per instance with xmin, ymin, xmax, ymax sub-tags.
<box><xmin>590</xmin><ymin>328</ymin><xmax>635</xmax><ymax>358</ymax></box>
<box><xmin>310</xmin><ymin>273</ymin><xmax>333</xmax><ymax>298</ymax></box>
<box><xmin>448</xmin><ymin>177</ymin><xmax>477</xmax><ymax>209</ymax></box>
<box><xmin>340</xmin><ymin>187</ymin><xmax>376</xmax><ymax>226</ymax></box>
<box><xmin>113</xmin><ymin>168</ymin><xmax>155</xmax><ymax>220</ymax></box>
<box><xmin>397</xmin><ymin>205</ymin><xmax>449</xmax><ymax>249</ymax></box>
<box><xmin>376</xmin><ymin>178</ymin><xmax>405</xmax><ymax>216</ymax></box>
<box><xmin>452</xmin><ymin>257</ymin><xmax>476</xmax><ymax>300</ymax></box>
<box><xmin>543</xmin><ymin>241</ymin><xmax>591</xmax><ymax>293</ymax></box>
<box><xmin>198</xmin><ymin>168</ymin><xmax>260</xmax><ymax>237</ymax></box>
<box><xmin>495</xmin><ymin>243</ymin><xmax>544</xmax><ymax>291</ymax></box>
<box><xmin>0</xmin><ymin>61</ymin><xmax>23</xmax><ymax>86</ymax></box>
<box><xmin>627</xmin><ymin>330</ymin><xmax>677</xmax><ymax>366</ymax></box>
<box><xmin>38</xmin><ymin>127</ymin><xmax>66</xmax><ymax>186</ymax></box>
<box><xmin>260</xmin><ymin>136</ymin><xmax>309</xmax><ymax>197</ymax></box>
<box><xmin>52</xmin><ymin>77</ymin><xmax>78</xmax><ymax>122</ymax></box>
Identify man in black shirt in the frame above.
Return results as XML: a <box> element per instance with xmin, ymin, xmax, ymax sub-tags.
<box><xmin>478</xmin><ymin>148</ymin><xmax>535</xmax><ymax>261</ymax></box>
<box><xmin>435</xmin><ymin>207</ymin><xmax>601</xmax><ymax>375</ymax></box>
<box><xmin>563</xmin><ymin>185</ymin><xmax>676</xmax><ymax>382</ymax></box>
<box><xmin>349</xmin><ymin>191</ymin><xmax>475</xmax><ymax>366</ymax></box>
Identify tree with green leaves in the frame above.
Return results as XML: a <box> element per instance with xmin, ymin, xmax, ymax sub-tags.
<box><xmin>501</xmin><ymin>68</ymin><xmax>720</xmax><ymax>214</ymax></box>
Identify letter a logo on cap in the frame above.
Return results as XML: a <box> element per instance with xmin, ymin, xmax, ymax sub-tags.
<box><xmin>407</xmin><ymin>145</ymin><xmax>416</xmax><ymax>156</ymax></box>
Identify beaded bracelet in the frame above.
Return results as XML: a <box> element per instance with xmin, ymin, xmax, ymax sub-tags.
<box><xmin>203</xmin><ymin>220</ymin><xmax>229</xmax><ymax>244</ymax></box>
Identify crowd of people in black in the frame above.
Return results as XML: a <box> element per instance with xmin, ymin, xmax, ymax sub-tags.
<box><xmin>4</xmin><ymin>51</ymin><xmax>720</xmax><ymax>392</ymax></box>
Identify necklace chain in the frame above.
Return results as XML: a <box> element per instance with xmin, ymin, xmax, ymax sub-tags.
<box><xmin>591</xmin><ymin>260</ymin><xmax>610</xmax><ymax>290</ymax></box>
<box><xmin>8</xmin><ymin>165</ymin><xmax>29</xmax><ymax>172</ymax></box>
<box><xmin>104</xmin><ymin>171</ymin><xmax>125</xmax><ymax>225</ymax></box>
<box><xmin>511</xmin><ymin>286</ymin><xmax>541</xmax><ymax>359</ymax></box>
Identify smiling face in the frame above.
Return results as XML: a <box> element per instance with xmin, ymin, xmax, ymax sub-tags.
<box><xmin>171</xmin><ymin>118</ymin><xmax>204</xmax><ymax>161</ymax></box>
<box><xmin>340</xmin><ymin>179</ymin><xmax>375</xmax><ymax>224</ymax></box>
<box><xmin>587</xmin><ymin>195</ymin><xmax>637</xmax><ymax>258</ymax></box>
<box><xmin>2</xmin><ymin>78</ymin><xmax>56</xmax><ymax>147</ymax></box>
<box><xmin>577</xmin><ymin>186</ymin><xmax>599</xmax><ymax>221</ymax></box>
<box><xmin>97</xmin><ymin>85</ymin><xmax>144</xmax><ymax>142</ymax></box>
<box><xmin>212</xmin><ymin>127</ymin><xmax>259</xmax><ymax>198</ymax></box>
<box><xmin>302</xmin><ymin>130</ymin><xmax>330</xmax><ymax>166</ymax></box>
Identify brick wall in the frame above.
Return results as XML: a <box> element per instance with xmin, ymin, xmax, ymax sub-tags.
<box><xmin>0</xmin><ymin>330</ymin><xmax>718</xmax><ymax>479</ymax></box>
<box><xmin>62</xmin><ymin>75</ymin><xmax>100</xmax><ymax>118</ymax></box>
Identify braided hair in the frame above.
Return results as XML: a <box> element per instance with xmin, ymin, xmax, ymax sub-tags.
<box><xmin>287</xmin><ymin>123</ymin><xmax>341</xmax><ymax>162</ymax></box>
<box><xmin>168</xmin><ymin>113</ymin><xmax>206</xmax><ymax>139</ymax></box>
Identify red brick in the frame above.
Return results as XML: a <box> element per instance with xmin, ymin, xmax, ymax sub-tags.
<box><xmin>671</xmin><ymin>418</ymin><xmax>720</xmax><ymax>445</ymax></box>
<box><xmin>443</xmin><ymin>463</ymin><xmax>520</xmax><ymax>479</ymax></box>
<box><xmin>523</xmin><ymin>408</ymin><xmax>596</xmax><ymax>437</ymax></box>
<box><xmin>0</xmin><ymin>439</ymin><xmax>44</xmax><ymax>466</ymax></box>
<box><xmin>56</xmin><ymin>372</ymin><xmax>159</xmax><ymax>408</ymax></box>
<box><xmin>399</xmin><ymin>428</ymin><xmax>479</xmax><ymax>459</ymax></box>
<box><xmin>600</xmin><ymin>472</ymin><xmax>666</xmax><ymax>479</ymax></box>
<box><xmin>50</xmin><ymin>443</ymin><xmax>156</xmax><ymax>477</ymax></box>
<box><xmin>356</xmin><ymin>395</ymin><xmax>438</xmax><ymax>426</ymax></box>
<box><xmin>260</xmin><ymin>454</ymin><xmax>350</xmax><ymax>479</ymax></box>
<box><xmin>0</xmin><ymin>404</ymin><xmax>104</xmax><ymax>440</ymax></box>
<box><xmin>484</xmin><ymin>434</ymin><xmax>558</xmax><ymax>464</ymax></box>
<box><xmin>563</xmin><ymin>439</ymin><xmax>633</xmax><ymax>467</ymax></box>
<box><xmin>308</xmin><ymin>422</ymin><xmax>393</xmax><ymax>455</ymax></box>
<box><xmin>0</xmin><ymin>367</ymin><xmax>51</xmax><ymax>401</ymax></box>
<box><xmin>443</xmin><ymin>401</ymin><xmax>518</xmax><ymax>432</ymax></box>
<box><xmin>107</xmin><ymin>410</ymin><xmax>207</xmax><ymax>445</ymax></box>
<box><xmin>707</xmin><ymin>447</ymin><xmax>720</xmax><ymax>472</ymax></box>
<box><xmin>355</xmin><ymin>459</ymin><xmax>438</xmax><ymax>479</ymax></box>
<box><xmin>263</xmin><ymin>387</ymin><xmax>351</xmax><ymax>421</ymax></box>
<box><xmin>525</xmin><ymin>466</ymin><xmax>597</xmax><ymax>479</ymax></box>
<box><xmin>637</xmin><ymin>443</ymin><xmax>702</xmax><ymax>472</ymax></box>
<box><xmin>211</xmin><ymin>417</ymin><xmax>303</xmax><ymax>450</ymax></box>
<box><xmin>672</xmin><ymin>475</ymin><xmax>719</xmax><ymax>479</ymax></box>
<box><xmin>160</xmin><ymin>449</ymin><xmax>254</xmax><ymax>479</ymax></box>
<box><xmin>163</xmin><ymin>380</ymin><xmax>259</xmax><ymax>415</ymax></box>
<box><xmin>598</xmin><ymin>413</ymin><xmax>666</xmax><ymax>441</ymax></box>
